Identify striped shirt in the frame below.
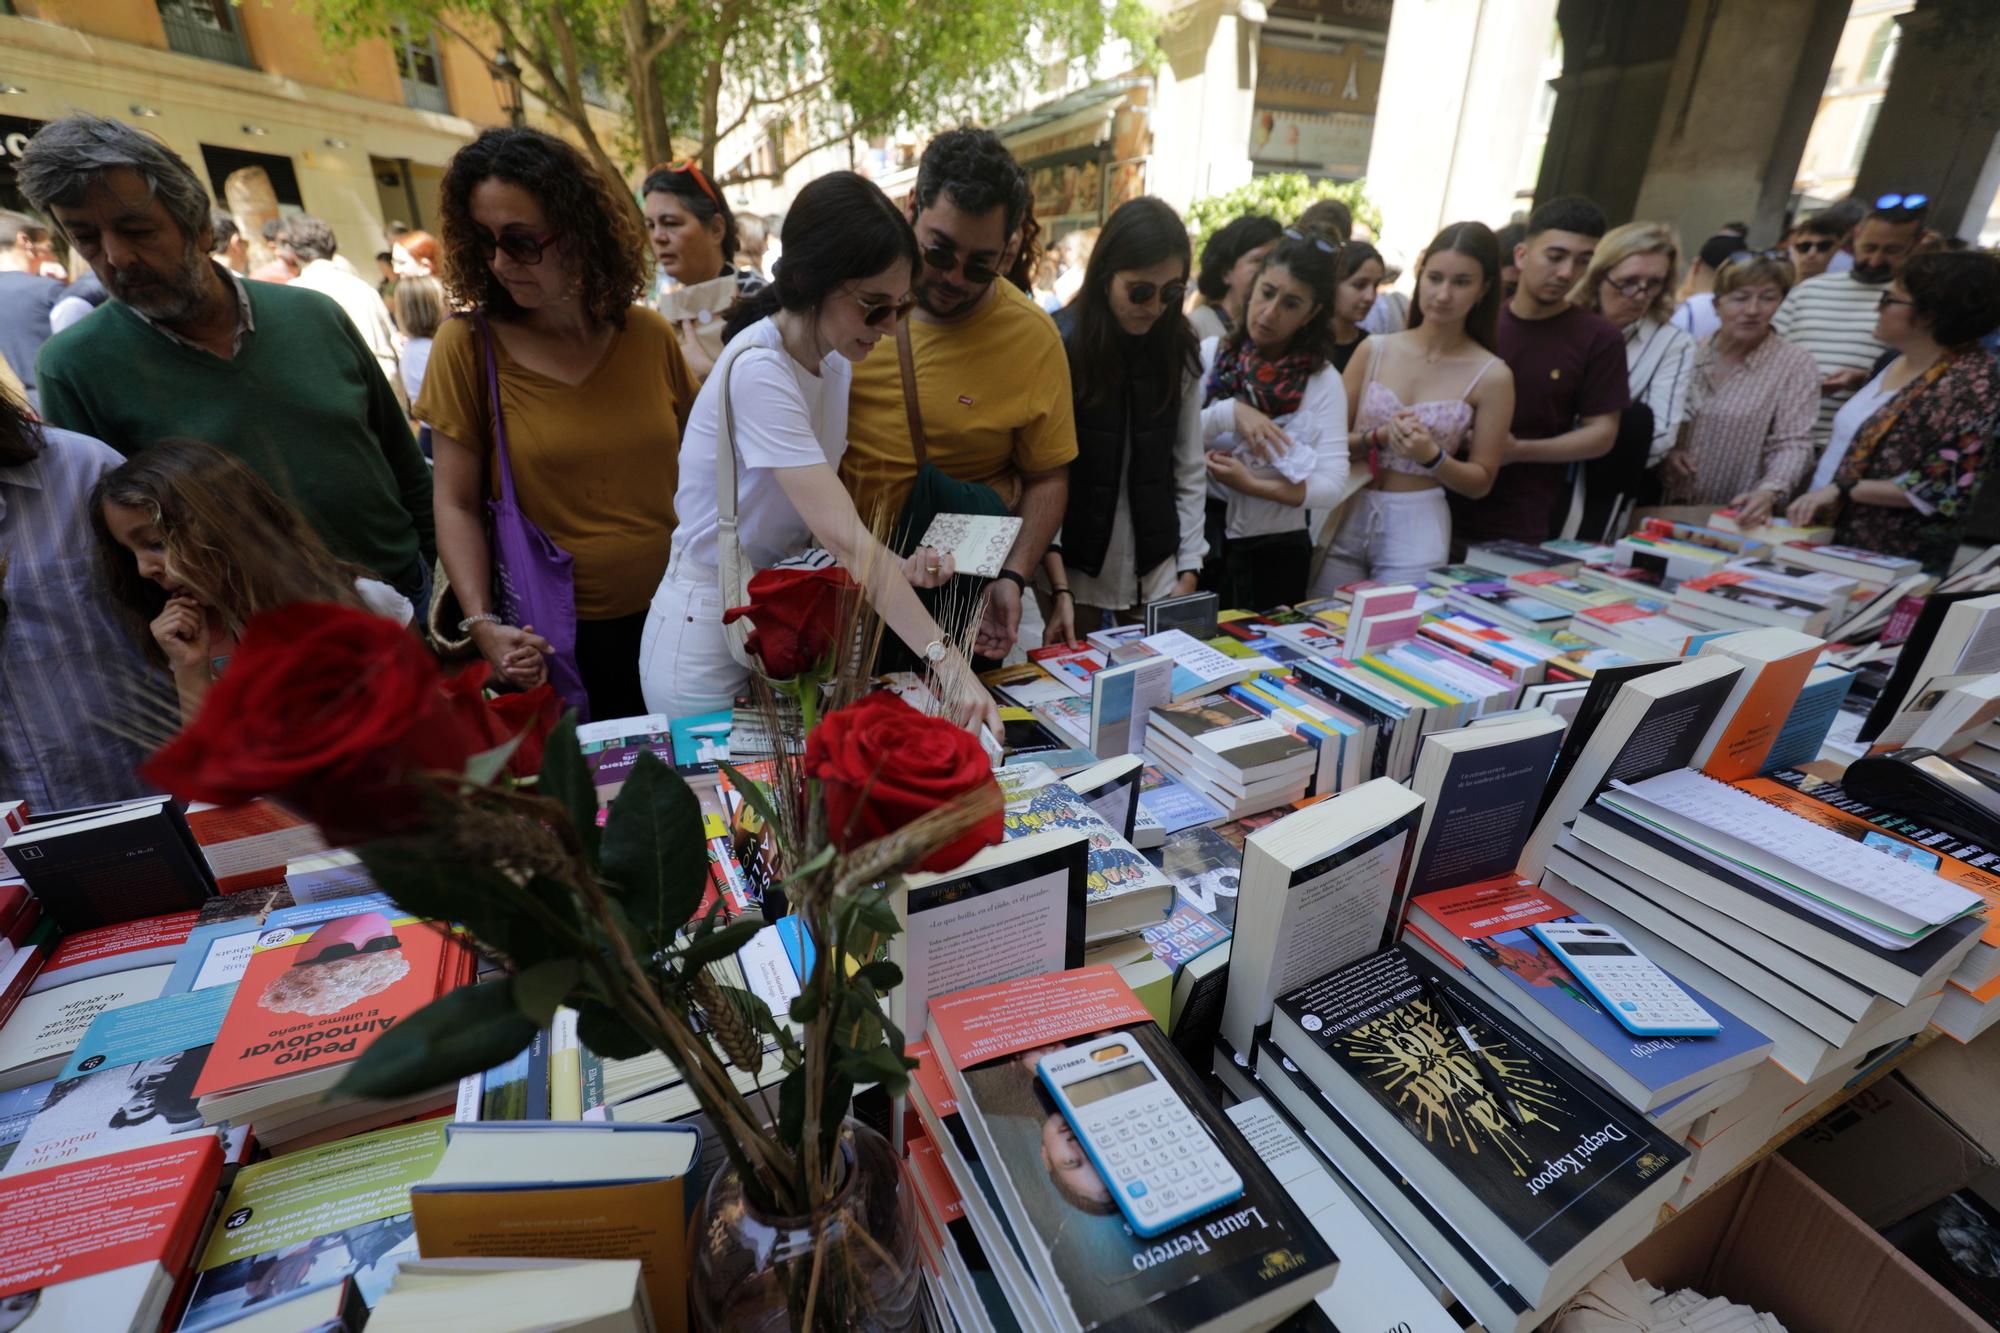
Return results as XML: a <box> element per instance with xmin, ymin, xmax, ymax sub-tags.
<box><xmin>0</xmin><ymin>428</ymin><xmax>162</xmax><ymax>811</ymax></box>
<box><xmin>1672</xmin><ymin>332</ymin><xmax>1819</xmax><ymax>506</ymax></box>
<box><xmin>1626</xmin><ymin>316</ymin><xmax>1696</xmax><ymax>466</ymax></box>
<box><xmin>1770</xmin><ymin>271</ymin><xmax>1890</xmax><ymax>450</ymax></box>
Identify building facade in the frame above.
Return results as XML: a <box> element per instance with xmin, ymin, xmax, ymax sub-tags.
<box><xmin>0</xmin><ymin>0</ymin><xmax>625</xmax><ymax>263</ymax></box>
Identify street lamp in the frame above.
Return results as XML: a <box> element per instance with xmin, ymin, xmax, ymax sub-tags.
<box><xmin>491</xmin><ymin>48</ymin><xmax>524</xmax><ymax>128</ymax></box>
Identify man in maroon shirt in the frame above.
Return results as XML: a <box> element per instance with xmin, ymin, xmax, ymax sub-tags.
<box><xmin>1455</xmin><ymin>196</ymin><xmax>1628</xmax><ymax>546</ymax></box>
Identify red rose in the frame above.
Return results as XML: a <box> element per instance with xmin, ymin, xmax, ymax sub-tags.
<box><xmin>722</xmin><ymin>566</ymin><xmax>856</xmax><ymax>679</ymax></box>
<box><xmin>142</xmin><ymin>604</ymin><xmax>488</xmax><ymax>845</ymax></box>
<box><xmin>804</xmin><ymin>691</ymin><xmax>1002</xmax><ymax>872</ymax></box>
<box><xmin>439</xmin><ymin>665</ymin><xmax>561</xmax><ymax>778</ymax></box>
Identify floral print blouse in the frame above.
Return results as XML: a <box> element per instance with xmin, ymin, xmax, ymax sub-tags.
<box><xmin>1834</xmin><ymin>348</ymin><xmax>2000</xmax><ymax>569</ymax></box>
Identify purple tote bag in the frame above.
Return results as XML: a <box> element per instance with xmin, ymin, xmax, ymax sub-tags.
<box><xmin>475</xmin><ymin>312</ymin><xmax>589</xmax><ymax>720</ymax></box>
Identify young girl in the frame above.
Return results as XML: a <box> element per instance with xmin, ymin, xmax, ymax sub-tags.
<box><xmin>638</xmin><ymin>171</ymin><xmax>1001</xmax><ymax>737</ymax></box>
<box><xmin>1039</xmin><ymin>196</ymin><xmax>1205</xmax><ymax>641</ymax></box>
<box><xmin>1330</xmin><ymin>240</ymin><xmax>1385</xmax><ymax>373</ymax></box>
<box><xmin>1317</xmin><ymin>221</ymin><xmax>1515</xmax><ymax>591</ymax></box>
<box><xmin>91</xmin><ymin>439</ymin><xmax>414</xmax><ymax>720</ymax></box>
<box><xmin>1199</xmin><ymin>230</ymin><xmax>1351</xmax><ymax>609</ymax></box>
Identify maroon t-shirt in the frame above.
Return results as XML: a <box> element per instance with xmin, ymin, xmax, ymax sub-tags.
<box><xmin>1454</xmin><ymin>305</ymin><xmax>1629</xmax><ymax>544</ymax></box>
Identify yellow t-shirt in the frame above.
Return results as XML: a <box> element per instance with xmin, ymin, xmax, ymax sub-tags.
<box><xmin>839</xmin><ymin>279</ymin><xmax>1078</xmax><ymax>526</ymax></box>
<box><xmin>418</xmin><ymin>308</ymin><xmax>696</xmax><ymax>620</ymax></box>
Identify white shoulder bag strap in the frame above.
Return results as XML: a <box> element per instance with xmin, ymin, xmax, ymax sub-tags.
<box><xmin>711</xmin><ymin>336</ymin><xmax>767</xmax><ymax>671</ymax></box>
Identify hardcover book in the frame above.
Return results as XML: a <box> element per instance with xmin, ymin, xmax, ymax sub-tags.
<box><xmin>1270</xmin><ymin>946</ymin><xmax>1685</xmax><ymax>1305</ymax></box>
<box><xmin>3</xmin><ymin>798</ymin><xmax>215</xmax><ymax>932</ymax></box>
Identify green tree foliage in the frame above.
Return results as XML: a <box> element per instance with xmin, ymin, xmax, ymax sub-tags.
<box><xmin>305</xmin><ymin>0</ymin><xmax>1152</xmax><ymax>187</ymax></box>
<box><xmin>1185</xmin><ymin>173</ymin><xmax>1381</xmax><ymax>253</ymax></box>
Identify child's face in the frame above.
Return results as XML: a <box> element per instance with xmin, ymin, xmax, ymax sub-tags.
<box><xmin>101</xmin><ymin>500</ymin><xmax>185</xmax><ymax>595</ymax></box>
<box><xmin>1041</xmin><ymin>1113</ymin><xmax>1112</xmax><ymax>1207</ymax></box>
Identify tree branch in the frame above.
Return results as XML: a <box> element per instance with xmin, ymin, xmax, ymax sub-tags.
<box><xmin>709</xmin><ymin>71</ymin><xmax>834</xmax><ymax>151</ymax></box>
<box><xmin>720</xmin><ymin>124</ymin><xmax>856</xmax><ymax>186</ymax></box>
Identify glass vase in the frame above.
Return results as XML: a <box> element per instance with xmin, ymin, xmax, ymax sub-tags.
<box><xmin>688</xmin><ymin>1117</ymin><xmax>921</xmax><ymax>1332</ymax></box>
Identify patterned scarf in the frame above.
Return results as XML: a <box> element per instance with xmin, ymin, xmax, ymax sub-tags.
<box><xmin>1835</xmin><ymin>353</ymin><xmax>1955</xmax><ymax>487</ymax></box>
<box><xmin>1204</xmin><ymin>338</ymin><xmax>1315</xmax><ymax>419</ymax></box>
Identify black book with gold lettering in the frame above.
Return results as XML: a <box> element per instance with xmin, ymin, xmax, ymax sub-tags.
<box><xmin>1270</xmin><ymin>946</ymin><xmax>1684</xmax><ymax>1313</ymax></box>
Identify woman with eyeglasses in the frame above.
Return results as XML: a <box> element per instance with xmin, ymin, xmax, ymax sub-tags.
<box><xmin>638</xmin><ymin>171</ymin><xmax>1002</xmax><ymax>737</ymax></box>
<box><xmin>1318</xmin><ymin>221</ymin><xmax>1512</xmax><ymax>590</ymax></box>
<box><xmin>643</xmin><ymin>160</ymin><xmax>768</xmax><ymax>381</ymax></box>
<box><xmin>1036</xmin><ymin>197</ymin><xmax>1206</xmax><ymax>641</ymax></box>
<box><xmin>1785</xmin><ymin>251</ymin><xmax>2000</xmax><ymax>569</ymax></box>
<box><xmin>421</xmin><ymin>127</ymin><xmax>697</xmax><ymax>720</ymax></box>
<box><xmin>1199</xmin><ymin>229</ymin><xmax>1352</xmax><ymax>608</ymax></box>
<box><xmin>1567</xmin><ymin>222</ymin><xmax>1697</xmax><ymax>517</ymax></box>
<box><xmin>1658</xmin><ymin>250</ymin><xmax>1817</xmax><ymax>528</ymax></box>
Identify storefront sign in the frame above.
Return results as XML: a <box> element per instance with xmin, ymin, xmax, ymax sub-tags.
<box><xmin>1255</xmin><ymin>41</ymin><xmax>1383</xmax><ymax>116</ymax></box>
<box><xmin>1269</xmin><ymin>0</ymin><xmax>1393</xmax><ymax>32</ymax></box>
<box><xmin>1248</xmin><ymin>110</ymin><xmax>1374</xmax><ymax>177</ymax></box>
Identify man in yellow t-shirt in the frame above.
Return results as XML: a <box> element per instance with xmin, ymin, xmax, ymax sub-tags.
<box><xmin>840</xmin><ymin>128</ymin><xmax>1077</xmax><ymax>660</ymax></box>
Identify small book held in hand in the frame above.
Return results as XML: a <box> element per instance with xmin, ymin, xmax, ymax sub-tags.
<box><xmin>918</xmin><ymin>513</ymin><xmax>1025</xmax><ymax>579</ymax></box>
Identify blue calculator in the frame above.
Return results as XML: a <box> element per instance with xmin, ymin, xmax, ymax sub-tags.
<box><xmin>1530</xmin><ymin>920</ymin><xmax>1722</xmax><ymax>1037</ymax></box>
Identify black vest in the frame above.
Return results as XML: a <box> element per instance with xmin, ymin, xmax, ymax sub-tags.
<box><xmin>1057</xmin><ymin>311</ymin><xmax>1183</xmax><ymax>581</ymax></box>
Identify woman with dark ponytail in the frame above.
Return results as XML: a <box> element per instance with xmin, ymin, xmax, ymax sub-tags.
<box><xmin>1038</xmin><ymin>197</ymin><xmax>1205</xmax><ymax>641</ymax></box>
<box><xmin>639</xmin><ymin>171</ymin><xmax>1001</xmax><ymax>736</ymax></box>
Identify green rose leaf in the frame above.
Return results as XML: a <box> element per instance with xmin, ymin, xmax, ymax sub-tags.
<box><xmin>678</xmin><ymin>918</ymin><xmax>765</xmax><ymax>972</ymax></box>
<box><xmin>355</xmin><ymin>838</ymin><xmax>543</xmax><ymax>959</ymax></box>
<box><xmin>512</xmin><ymin>957</ymin><xmax>580</xmax><ymax>1026</ymax></box>
<box><xmin>718</xmin><ymin>761</ymin><xmax>788</xmax><ymax>857</ymax></box>
<box><xmin>539</xmin><ymin>712</ymin><xmax>600</xmax><ymax>868</ymax></box>
<box><xmin>598</xmin><ymin>752</ymin><xmax>710</xmax><ymax>949</ymax></box>
<box><xmin>574</xmin><ymin>999</ymin><xmax>656</xmax><ymax>1061</ymax></box>
<box><xmin>778</xmin><ymin>1061</ymin><xmax>807</xmax><ymax>1146</ymax></box>
<box><xmin>335</xmin><ymin>979</ymin><xmax>538</xmax><ymax>1101</ymax></box>
<box><xmin>853</xmin><ymin>960</ymin><xmax>902</xmax><ymax>991</ymax></box>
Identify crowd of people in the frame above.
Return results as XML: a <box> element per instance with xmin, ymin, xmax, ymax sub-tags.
<box><xmin>4</xmin><ymin>108</ymin><xmax>2000</xmax><ymax>819</ymax></box>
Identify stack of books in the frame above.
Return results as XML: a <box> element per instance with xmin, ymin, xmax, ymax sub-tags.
<box><xmin>1144</xmin><ymin>696</ymin><xmax>1317</xmax><ymax>819</ymax></box>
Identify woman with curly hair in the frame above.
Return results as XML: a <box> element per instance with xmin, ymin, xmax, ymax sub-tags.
<box><xmin>419</xmin><ymin>127</ymin><xmax>696</xmax><ymax>720</ymax></box>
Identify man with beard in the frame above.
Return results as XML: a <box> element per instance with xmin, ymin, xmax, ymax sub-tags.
<box><xmin>838</xmin><ymin>127</ymin><xmax>1075</xmax><ymax>661</ymax></box>
<box><xmin>1773</xmin><ymin>201</ymin><xmax>1927</xmax><ymax>453</ymax></box>
<box><xmin>21</xmin><ymin>115</ymin><xmax>432</xmax><ymax>601</ymax></box>
<box><xmin>1453</xmin><ymin>194</ymin><xmax>1627</xmax><ymax>546</ymax></box>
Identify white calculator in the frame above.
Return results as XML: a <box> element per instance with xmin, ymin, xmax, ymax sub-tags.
<box><xmin>1036</xmin><ymin>1033</ymin><xmax>1243</xmax><ymax>1237</ymax></box>
<box><xmin>1530</xmin><ymin>921</ymin><xmax>1722</xmax><ymax>1037</ymax></box>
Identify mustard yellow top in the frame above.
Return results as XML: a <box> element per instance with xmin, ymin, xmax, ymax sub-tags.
<box><xmin>418</xmin><ymin>307</ymin><xmax>696</xmax><ymax>619</ymax></box>
<box><xmin>838</xmin><ymin>279</ymin><xmax>1078</xmax><ymax>525</ymax></box>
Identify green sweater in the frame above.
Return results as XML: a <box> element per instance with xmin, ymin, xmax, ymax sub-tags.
<box><xmin>37</xmin><ymin>279</ymin><xmax>435</xmax><ymax>589</ymax></box>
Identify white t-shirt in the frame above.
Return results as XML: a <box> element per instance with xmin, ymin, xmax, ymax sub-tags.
<box><xmin>399</xmin><ymin>336</ymin><xmax>432</xmax><ymax>408</ymax></box>
<box><xmin>667</xmin><ymin>316</ymin><xmax>850</xmax><ymax>571</ymax></box>
<box><xmin>1197</xmin><ymin>335</ymin><xmax>1350</xmax><ymax>540</ymax></box>
<box><xmin>1671</xmin><ymin>292</ymin><xmax>1720</xmax><ymax>341</ymax></box>
<box><xmin>1811</xmin><ymin>361</ymin><xmax>1900</xmax><ymax>490</ymax></box>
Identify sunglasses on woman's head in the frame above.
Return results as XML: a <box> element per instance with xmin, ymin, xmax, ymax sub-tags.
<box><xmin>1123</xmin><ymin>280</ymin><xmax>1187</xmax><ymax>308</ymax></box>
<box><xmin>1282</xmin><ymin>227</ymin><xmax>1340</xmax><ymax>256</ymax></box>
<box><xmin>475</xmin><ymin>228</ymin><xmax>560</xmax><ymax>265</ymax></box>
<box><xmin>853</xmin><ymin>292</ymin><xmax>917</xmax><ymax>327</ymax></box>
<box><xmin>921</xmin><ymin>241</ymin><xmax>998</xmax><ymax>287</ymax></box>
<box><xmin>652</xmin><ymin>158</ymin><xmax>722</xmax><ymax>209</ymax></box>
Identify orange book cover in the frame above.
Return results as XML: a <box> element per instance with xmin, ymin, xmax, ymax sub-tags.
<box><xmin>927</xmin><ymin>964</ymin><xmax>1152</xmax><ymax>1070</ymax></box>
<box><xmin>193</xmin><ymin>905</ymin><xmax>462</xmax><ymax>1099</ymax></box>
<box><xmin>184</xmin><ymin>799</ymin><xmax>327</xmax><ymax>894</ymax></box>
<box><xmin>1738</xmin><ymin>777</ymin><xmax>2000</xmax><ymax>949</ymax></box>
<box><xmin>1701</xmin><ymin>645</ymin><xmax>1819</xmax><ymax>781</ymax></box>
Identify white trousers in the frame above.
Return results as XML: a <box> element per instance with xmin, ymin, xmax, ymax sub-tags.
<box><xmin>638</xmin><ymin>550</ymin><xmax>750</xmax><ymax>719</ymax></box>
<box><xmin>1312</xmin><ymin>487</ymin><xmax>1454</xmax><ymax>597</ymax></box>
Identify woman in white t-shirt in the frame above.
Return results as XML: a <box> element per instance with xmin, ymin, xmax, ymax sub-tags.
<box><xmin>639</xmin><ymin>173</ymin><xmax>1001</xmax><ymax>735</ymax></box>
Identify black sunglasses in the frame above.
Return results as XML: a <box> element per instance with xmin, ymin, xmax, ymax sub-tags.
<box><xmin>922</xmin><ymin>241</ymin><xmax>998</xmax><ymax>287</ymax></box>
<box><xmin>1123</xmin><ymin>279</ymin><xmax>1187</xmax><ymax>308</ymax></box>
<box><xmin>1791</xmin><ymin>239</ymin><xmax>1839</xmax><ymax>254</ymax></box>
<box><xmin>1283</xmin><ymin>227</ymin><xmax>1340</xmax><ymax>256</ymax></box>
<box><xmin>853</xmin><ymin>292</ymin><xmax>917</xmax><ymax>327</ymax></box>
<box><xmin>475</xmin><ymin>228</ymin><xmax>561</xmax><ymax>265</ymax></box>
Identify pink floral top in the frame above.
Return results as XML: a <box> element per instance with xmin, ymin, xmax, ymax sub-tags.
<box><xmin>1835</xmin><ymin>347</ymin><xmax>2000</xmax><ymax>568</ymax></box>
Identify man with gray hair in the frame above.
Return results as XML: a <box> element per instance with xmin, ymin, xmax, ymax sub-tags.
<box><xmin>278</xmin><ymin>213</ymin><xmax>404</xmax><ymax>407</ymax></box>
<box><xmin>0</xmin><ymin>209</ymin><xmax>66</xmax><ymax>409</ymax></box>
<box><xmin>22</xmin><ymin>114</ymin><xmax>433</xmax><ymax>601</ymax></box>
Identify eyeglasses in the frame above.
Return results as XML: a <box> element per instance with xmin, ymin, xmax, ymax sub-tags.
<box><xmin>1791</xmin><ymin>239</ymin><xmax>1839</xmax><ymax>255</ymax></box>
<box><xmin>1122</xmin><ymin>279</ymin><xmax>1187</xmax><ymax>308</ymax></box>
<box><xmin>854</xmin><ymin>291</ymin><xmax>917</xmax><ymax>327</ymax></box>
<box><xmin>1874</xmin><ymin>192</ymin><xmax>1929</xmax><ymax>212</ymax></box>
<box><xmin>1282</xmin><ymin>227</ymin><xmax>1340</xmax><ymax>255</ymax></box>
<box><xmin>1603</xmin><ymin>275</ymin><xmax>1667</xmax><ymax>298</ymax></box>
<box><xmin>921</xmin><ymin>241</ymin><xmax>999</xmax><ymax>287</ymax></box>
<box><xmin>1877</xmin><ymin>292</ymin><xmax>1916</xmax><ymax>311</ymax></box>
<box><xmin>474</xmin><ymin>228</ymin><xmax>561</xmax><ymax>265</ymax></box>
<box><xmin>652</xmin><ymin>158</ymin><xmax>721</xmax><ymax>209</ymax></box>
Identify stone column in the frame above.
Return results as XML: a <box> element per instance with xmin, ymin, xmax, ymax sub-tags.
<box><xmin>1852</xmin><ymin>0</ymin><xmax>2000</xmax><ymax>243</ymax></box>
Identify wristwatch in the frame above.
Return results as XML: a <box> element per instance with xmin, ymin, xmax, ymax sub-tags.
<box><xmin>1834</xmin><ymin>479</ymin><xmax>1856</xmax><ymax>505</ymax></box>
<box><xmin>923</xmin><ymin>635</ymin><xmax>953</xmax><ymax>666</ymax></box>
<box><xmin>994</xmin><ymin>569</ymin><xmax>1027</xmax><ymax>592</ymax></box>
<box><xmin>1421</xmin><ymin>444</ymin><xmax>1448</xmax><ymax>473</ymax></box>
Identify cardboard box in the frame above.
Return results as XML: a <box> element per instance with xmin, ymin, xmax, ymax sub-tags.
<box><xmin>1781</xmin><ymin>1075</ymin><xmax>1993</xmax><ymax>1227</ymax></box>
<box><xmin>1903</xmin><ymin>1029</ymin><xmax>2000</xmax><ymax>1161</ymax></box>
<box><xmin>1623</xmin><ymin>1156</ymin><xmax>1986</xmax><ymax>1333</ymax></box>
